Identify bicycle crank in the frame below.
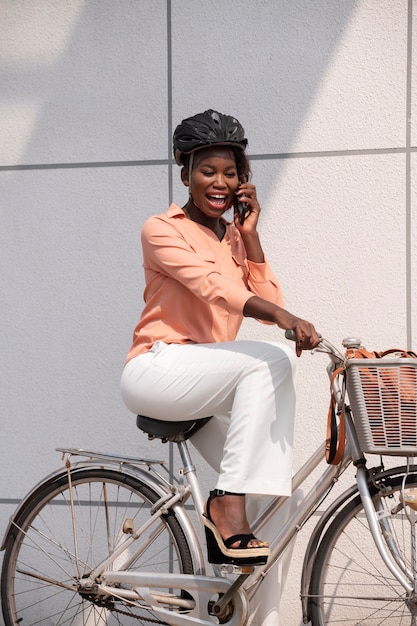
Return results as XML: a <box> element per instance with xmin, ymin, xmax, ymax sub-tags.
<box><xmin>101</xmin><ymin>571</ymin><xmax>249</xmax><ymax>626</ymax></box>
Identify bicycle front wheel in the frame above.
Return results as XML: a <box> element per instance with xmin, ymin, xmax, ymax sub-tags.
<box><xmin>1</xmin><ymin>467</ymin><xmax>194</xmax><ymax>625</ymax></box>
<box><xmin>309</xmin><ymin>471</ymin><xmax>417</xmax><ymax>625</ymax></box>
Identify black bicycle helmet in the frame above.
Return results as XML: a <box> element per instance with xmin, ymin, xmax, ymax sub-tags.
<box><xmin>173</xmin><ymin>109</ymin><xmax>248</xmax><ymax>165</ymax></box>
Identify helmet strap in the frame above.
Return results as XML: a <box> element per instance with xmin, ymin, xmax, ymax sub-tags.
<box><xmin>188</xmin><ymin>152</ymin><xmax>194</xmax><ymax>200</ymax></box>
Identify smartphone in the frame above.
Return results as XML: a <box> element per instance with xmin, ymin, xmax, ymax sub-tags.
<box><xmin>235</xmin><ymin>181</ymin><xmax>249</xmax><ymax>225</ymax></box>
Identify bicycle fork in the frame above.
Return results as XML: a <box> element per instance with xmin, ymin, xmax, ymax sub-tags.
<box><xmin>356</xmin><ymin>464</ymin><xmax>417</xmax><ymax>600</ymax></box>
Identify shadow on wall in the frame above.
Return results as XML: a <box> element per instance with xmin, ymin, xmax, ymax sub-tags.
<box><xmin>0</xmin><ymin>0</ymin><xmax>357</xmax><ymax>167</ymax></box>
<box><xmin>168</xmin><ymin>0</ymin><xmax>356</xmax><ymax>157</ymax></box>
<box><xmin>0</xmin><ymin>0</ymin><xmax>357</xmax><ymax>473</ymax></box>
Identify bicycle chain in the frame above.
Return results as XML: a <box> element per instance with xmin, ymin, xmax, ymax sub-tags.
<box><xmin>112</xmin><ymin>605</ymin><xmax>169</xmax><ymax>624</ymax></box>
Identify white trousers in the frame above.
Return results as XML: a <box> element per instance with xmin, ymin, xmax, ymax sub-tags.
<box><xmin>121</xmin><ymin>340</ymin><xmax>298</xmax><ymax>497</ymax></box>
<box><xmin>245</xmin><ymin>491</ymin><xmax>303</xmax><ymax>626</ymax></box>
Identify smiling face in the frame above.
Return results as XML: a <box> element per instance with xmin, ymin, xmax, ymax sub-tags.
<box><xmin>182</xmin><ymin>146</ymin><xmax>239</xmax><ymax>219</ymax></box>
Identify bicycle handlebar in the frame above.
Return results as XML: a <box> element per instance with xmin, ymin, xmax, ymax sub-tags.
<box><xmin>285</xmin><ymin>329</ymin><xmax>345</xmax><ymax>364</ymax></box>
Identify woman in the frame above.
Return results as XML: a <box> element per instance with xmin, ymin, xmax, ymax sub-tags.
<box><xmin>121</xmin><ymin>109</ymin><xmax>319</xmax><ymax>565</ymax></box>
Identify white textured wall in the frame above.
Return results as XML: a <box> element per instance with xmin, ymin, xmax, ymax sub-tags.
<box><xmin>1</xmin><ymin>1</ymin><xmax>415</xmax><ymax>624</ymax></box>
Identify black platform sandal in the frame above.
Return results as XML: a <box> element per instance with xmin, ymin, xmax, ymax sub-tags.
<box><xmin>202</xmin><ymin>489</ymin><xmax>270</xmax><ymax>565</ymax></box>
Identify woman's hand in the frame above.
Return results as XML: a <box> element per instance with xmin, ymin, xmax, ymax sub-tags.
<box><xmin>233</xmin><ymin>178</ymin><xmax>261</xmax><ymax>233</ymax></box>
<box><xmin>243</xmin><ymin>297</ymin><xmax>321</xmax><ymax>357</ymax></box>
<box><xmin>287</xmin><ymin>318</ymin><xmax>320</xmax><ymax>357</ymax></box>
<box><xmin>233</xmin><ymin>179</ymin><xmax>266</xmax><ymax>263</ymax></box>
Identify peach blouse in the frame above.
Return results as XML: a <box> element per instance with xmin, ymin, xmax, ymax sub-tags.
<box><xmin>125</xmin><ymin>204</ymin><xmax>284</xmax><ymax>362</ymax></box>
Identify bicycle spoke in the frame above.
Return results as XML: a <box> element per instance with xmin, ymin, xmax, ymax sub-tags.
<box><xmin>2</xmin><ymin>468</ymin><xmax>193</xmax><ymax>625</ymax></box>
<box><xmin>310</xmin><ymin>474</ymin><xmax>417</xmax><ymax>625</ymax></box>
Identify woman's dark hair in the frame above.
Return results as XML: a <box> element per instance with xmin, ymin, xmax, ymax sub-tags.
<box><xmin>233</xmin><ymin>146</ymin><xmax>251</xmax><ymax>181</ymax></box>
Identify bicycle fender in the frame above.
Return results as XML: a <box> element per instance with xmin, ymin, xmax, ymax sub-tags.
<box><xmin>1</xmin><ymin>464</ymin><xmax>74</xmax><ymax>550</ymax></box>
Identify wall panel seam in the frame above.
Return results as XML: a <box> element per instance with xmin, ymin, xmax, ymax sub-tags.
<box><xmin>1</xmin><ymin>147</ymin><xmax>414</xmax><ymax>173</ymax></box>
<box><xmin>406</xmin><ymin>0</ymin><xmax>413</xmax><ymax>347</ymax></box>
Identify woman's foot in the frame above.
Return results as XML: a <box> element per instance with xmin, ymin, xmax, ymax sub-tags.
<box><xmin>204</xmin><ymin>490</ymin><xmax>269</xmax><ymax>549</ymax></box>
<box><xmin>202</xmin><ymin>489</ymin><xmax>270</xmax><ymax>564</ymax></box>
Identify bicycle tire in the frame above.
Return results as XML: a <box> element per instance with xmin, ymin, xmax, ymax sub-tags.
<box><xmin>1</xmin><ymin>467</ymin><xmax>194</xmax><ymax>625</ymax></box>
<box><xmin>309</xmin><ymin>471</ymin><xmax>417</xmax><ymax>625</ymax></box>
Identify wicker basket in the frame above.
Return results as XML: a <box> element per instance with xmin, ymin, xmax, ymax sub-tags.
<box><xmin>346</xmin><ymin>358</ymin><xmax>417</xmax><ymax>455</ymax></box>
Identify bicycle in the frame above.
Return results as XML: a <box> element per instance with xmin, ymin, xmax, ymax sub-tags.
<box><xmin>2</xmin><ymin>333</ymin><xmax>417</xmax><ymax>625</ymax></box>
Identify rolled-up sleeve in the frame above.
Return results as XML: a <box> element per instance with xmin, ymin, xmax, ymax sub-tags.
<box><xmin>246</xmin><ymin>260</ymin><xmax>284</xmax><ymax>308</ymax></box>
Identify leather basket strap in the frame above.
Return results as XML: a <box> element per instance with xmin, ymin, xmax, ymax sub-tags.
<box><xmin>326</xmin><ymin>366</ymin><xmax>346</xmax><ymax>465</ymax></box>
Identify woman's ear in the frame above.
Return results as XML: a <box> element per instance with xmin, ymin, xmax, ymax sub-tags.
<box><xmin>181</xmin><ymin>167</ymin><xmax>190</xmax><ymax>187</ymax></box>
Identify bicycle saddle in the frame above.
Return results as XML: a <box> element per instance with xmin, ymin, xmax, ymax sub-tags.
<box><xmin>136</xmin><ymin>414</ymin><xmax>212</xmax><ymax>442</ymax></box>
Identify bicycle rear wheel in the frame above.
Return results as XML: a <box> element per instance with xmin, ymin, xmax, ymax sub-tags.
<box><xmin>1</xmin><ymin>467</ymin><xmax>194</xmax><ymax>625</ymax></box>
<box><xmin>309</xmin><ymin>471</ymin><xmax>417</xmax><ymax>625</ymax></box>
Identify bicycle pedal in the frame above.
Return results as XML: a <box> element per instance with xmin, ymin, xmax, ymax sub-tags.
<box><xmin>217</xmin><ymin>564</ymin><xmax>255</xmax><ymax>576</ymax></box>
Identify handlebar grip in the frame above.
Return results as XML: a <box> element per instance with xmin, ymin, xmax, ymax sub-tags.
<box><xmin>285</xmin><ymin>328</ymin><xmax>323</xmax><ymax>344</ymax></box>
<box><xmin>285</xmin><ymin>329</ymin><xmax>297</xmax><ymax>342</ymax></box>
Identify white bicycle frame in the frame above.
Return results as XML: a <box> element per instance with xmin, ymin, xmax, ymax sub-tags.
<box><xmin>4</xmin><ymin>337</ymin><xmax>417</xmax><ymax>625</ymax></box>
<box><xmin>19</xmin><ymin>428</ymin><xmax>414</xmax><ymax>626</ymax></box>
